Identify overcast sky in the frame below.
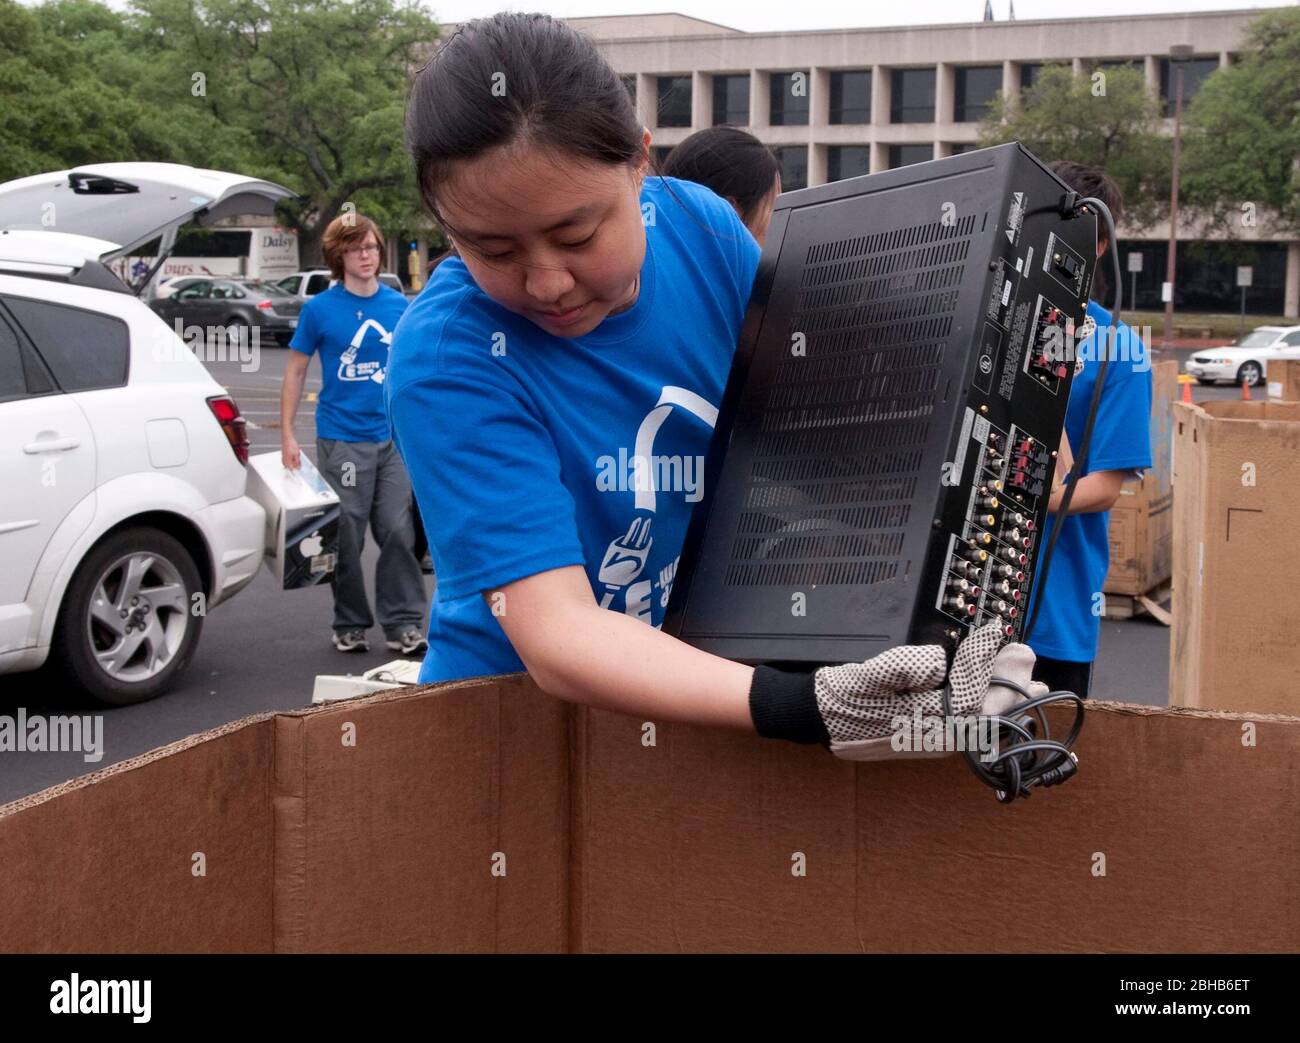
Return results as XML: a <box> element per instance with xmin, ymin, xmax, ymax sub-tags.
<box><xmin>432</xmin><ymin>0</ymin><xmax>1293</xmax><ymax>33</ymax></box>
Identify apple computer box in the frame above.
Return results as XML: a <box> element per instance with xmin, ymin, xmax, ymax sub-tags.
<box><xmin>246</xmin><ymin>451</ymin><xmax>340</xmax><ymax>589</ymax></box>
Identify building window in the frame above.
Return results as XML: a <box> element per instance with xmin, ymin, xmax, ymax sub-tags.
<box><xmin>829</xmin><ymin>70</ymin><xmax>873</xmax><ymax>125</ymax></box>
<box><xmin>890</xmin><ymin>68</ymin><xmax>936</xmax><ymax>123</ymax></box>
<box><xmin>1159</xmin><ymin>57</ymin><xmax>1219</xmax><ymax>116</ymax></box>
<box><xmin>1019</xmin><ymin>63</ymin><xmax>1044</xmax><ymax>92</ymax></box>
<box><xmin>769</xmin><ymin>71</ymin><xmax>810</xmax><ymax>125</ymax></box>
<box><xmin>888</xmin><ymin>144</ymin><xmax>933</xmax><ymax>169</ymax></box>
<box><xmin>827</xmin><ymin>146</ymin><xmax>871</xmax><ymax>182</ymax></box>
<box><xmin>949</xmin><ymin>143</ymin><xmax>978</xmax><ymax>155</ymax></box>
<box><xmin>651</xmin><ymin>145</ymin><xmax>674</xmax><ymax>170</ymax></box>
<box><xmin>954</xmin><ymin>66</ymin><xmax>1002</xmax><ymax>123</ymax></box>
<box><xmin>712</xmin><ymin>74</ymin><xmax>750</xmax><ymax>126</ymax></box>
<box><xmin>657</xmin><ymin>76</ymin><xmax>692</xmax><ymax>127</ymax></box>
<box><xmin>621</xmin><ymin>75</ymin><xmax>636</xmax><ymax>105</ymax></box>
<box><xmin>772</xmin><ymin>146</ymin><xmax>808</xmax><ymax>191</ymax></box>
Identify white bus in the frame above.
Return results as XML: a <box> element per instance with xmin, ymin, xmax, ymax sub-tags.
<box><xmin>115</xmin><ymin>225</ymin><xmax>300</xmax><ymax>294</ymax></box>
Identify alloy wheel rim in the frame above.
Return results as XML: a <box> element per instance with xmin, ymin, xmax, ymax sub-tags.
<box><xmin>86</xmin><ymin>552</ymin><xmax>190</xmax><ymax>683</ymax></box>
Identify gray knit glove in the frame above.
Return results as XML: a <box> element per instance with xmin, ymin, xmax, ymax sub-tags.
<box><xmin>814</xmin><ymin>623</ymin><xmax>1042</xmax><ymax>761</ymax></box>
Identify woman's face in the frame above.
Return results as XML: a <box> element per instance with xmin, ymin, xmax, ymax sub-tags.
<box><xmin>745</xmin><ymin>170</ymin><xmax>782</xmax><ymax>248</ymax></box>
<box><xmin>437</xmin><ymin>131</ymin><xmax>652</xmax><ymax>339</ymax></box>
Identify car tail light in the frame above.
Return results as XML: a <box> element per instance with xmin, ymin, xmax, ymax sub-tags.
<box><xmin>256</xmin><ymin>300</ymin><xmax>274</xmax><ymax>311</ymax></box>
<box><xmin>207</xmin><ymin>395</ymin><xmax>249</xmax><ymax>465</ymax></box>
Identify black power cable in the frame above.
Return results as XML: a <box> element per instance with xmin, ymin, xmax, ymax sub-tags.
<box><xmin>1023</xmin><ymin>195</ymin><xmax>1122</xmax><ymax>644</ymax></box>
<box><xmin>948</xmin><ymin>193</ymin><xmax>1122</xmax><ymax>802</ymax></box>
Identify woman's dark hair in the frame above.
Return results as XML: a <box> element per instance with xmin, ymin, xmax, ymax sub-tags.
<box><xmin>405</xmin><ymin>12</ymin><xmax>644</xmax><ymax>234</ymax></box>
<box><xmin>1046</xmin><ymin>159</ymin><xmax>1123</xmax><ymax>303</ymax></box>
<box><xmin>659</xmin><ymin>127</ymin><xmax>780</xmax><ymax>227</ymax></box>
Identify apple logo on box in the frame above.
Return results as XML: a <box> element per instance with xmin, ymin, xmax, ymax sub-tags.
<box><xmin>298</xmin><ymin>532</ymin><xmax>323</xmax><ymax>558</ymax></box>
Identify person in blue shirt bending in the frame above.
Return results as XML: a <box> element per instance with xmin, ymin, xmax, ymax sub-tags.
<box><xmin>280</xmin><ymin>214</ymin><xmax>427</xmax><ymax>656</ymax></box>
<box><xmin>1024</xmin><ymin>162</ymin><xmax>1155</xmax><ymax>698</ymax></box>
<box><xmin>385</xmin><ymin>12</ymin><xmax>1053</xmax><ymax>759</ymax></box>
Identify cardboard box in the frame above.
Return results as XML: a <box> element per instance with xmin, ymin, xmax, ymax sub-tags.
<box><xmin>1171</xmin><ymin>399</ymin><xmax>1300</xmax><ymax>714</ymax></box>
<box><xmin>1266</xmin><ymin>358</ymin><xmax>1300</xmax><ymax>402</ymax></box>
<box><xmin>245</xmin><ymin>451</ymin><xmax>340</xmax><ymax>589</ymax></box>
<box><xmin>4</xmin><ymin>674</ymin><xmax>1299</xmax><ymax>953</ymax></box>
<box><xmin>1104</xmin><ymin>360</ymin><xmax>1176</xmax><ymax>597</ymax></box>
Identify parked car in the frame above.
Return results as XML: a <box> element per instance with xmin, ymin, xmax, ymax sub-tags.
<box><xmin>151</xmin><ymin>274</ymin><xmax>207</xmax><ymax>300</ymax></box>
<box><xmin>0</xmin><ymin>161</ymin><xmax>296</xmax><ymax>704</ymax></box>
<box><xmin>150</xmin><ymin>276</ymin><xmax>302</xmax><ymax>346</ymax></box>
<box><xmin>1184</xmin><ymin>325</ymin><xmax>1300</xmax><ymax>386</ymax></box>
<box><xmin>276</xmin><ymin>267</ymin><xmax>413</xmax><ymax>301</ymax></box>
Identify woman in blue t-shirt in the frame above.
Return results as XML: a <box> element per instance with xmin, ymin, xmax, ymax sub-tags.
<box><xmin>385</xmin><ymin>11</ymin><xmax>1025</xmax><ymax>759</ymax></box>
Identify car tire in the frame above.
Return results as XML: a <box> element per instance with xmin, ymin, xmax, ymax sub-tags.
<box><xmin>52</xmin><ymin>527</ymin><xmax>205</xmax><ymax>706</ymax></box>
<box><xmin>1236</xmin><ymin>361</ymin><xmax>1265</xmax><ymax>387</ymax></box>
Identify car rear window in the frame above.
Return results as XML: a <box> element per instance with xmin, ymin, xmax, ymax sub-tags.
<box><xmin>1</xmin><ymin>295</ymin><xmax>129</xmax><ymax>392</ymax></box>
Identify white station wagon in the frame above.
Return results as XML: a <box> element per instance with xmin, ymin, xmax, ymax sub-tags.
<box><xmin>0</xmin><ymin>163</ymin><xmax>295</xmax><ymax>704</ymax></box>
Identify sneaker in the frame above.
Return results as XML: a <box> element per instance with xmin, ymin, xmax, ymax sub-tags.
<box><xmin>333</xmin><ymin>629</ymin><xmax>369</xmax><ymax>653</ymax></box>
<box><xmin>386</xmin><ymin>626</ymin><xmax>429</xmax><ymax>656</ymax></box>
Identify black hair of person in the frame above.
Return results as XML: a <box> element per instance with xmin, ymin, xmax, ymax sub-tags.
<box><xmin>1046</xmin><ymin>160</ymin><xmax>1124</xmax><ymax>305</ymax></box>
<box><xmin>659</xmin><ymin>127</ymin><xmax>779</xmax><ymax>229</ymax></box>
<box><xmin>404</xmin><ymin>11</ymin><xmax>740</xmax><ymax>253</ymax></box>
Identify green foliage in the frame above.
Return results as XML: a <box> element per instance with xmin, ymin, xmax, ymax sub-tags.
<box><xmin>979</xmin><ymin>63</ymin><xmax>1171</xmax><ymax>230</ymax></box>
<box><xmin>1182</xmin><ymin>6</ymin><xmax>1300</xmax><ymax>234</ymax></box>
<box><xmin>1</xmin><ymin>0</ymin><xmax>442</xmax><ymax>258</ymax></box>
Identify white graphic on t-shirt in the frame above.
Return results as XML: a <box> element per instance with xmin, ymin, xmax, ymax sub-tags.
<box><xmin>338</xmin><ymin>317</ymin><xmax>391</xmax><ymax>384</ymax></box>
<box><xmin>596</xmin><ymin>385</ymin><xmax>718</xmax><ymax>622</ymax></box>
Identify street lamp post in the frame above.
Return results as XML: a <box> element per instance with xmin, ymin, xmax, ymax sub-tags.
<box><xmin>1163</xmin><ymin>44</ymin><xmax>1195</xmax><ymax>347</ymax></box>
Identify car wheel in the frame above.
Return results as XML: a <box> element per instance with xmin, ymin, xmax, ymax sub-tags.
<box><xmin>1196</xmin><ymin>378</ymin><xmax>1216</xmax><ymax>386</ymax></box>
<box><xmin>1236</xmin><ymin>361</ymin><xmax>1264</xmax><ymax>387</ymax></box>
<box><xmin>53</xmin><ymin>527</ymin><xmax>204</xmax><ymax>706</ymax></box>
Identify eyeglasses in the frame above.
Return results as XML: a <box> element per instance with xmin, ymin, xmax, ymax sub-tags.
<box><xmin>344</xmin><ymin>244</ymin><xmax>381</xmax><ymax>256</ymax></box>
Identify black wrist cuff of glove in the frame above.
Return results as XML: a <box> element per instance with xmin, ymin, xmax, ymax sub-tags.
<box><xmin>748</xmin><ymin>666</ymin><xmax>830</xmax><ymax>746</ymax></box>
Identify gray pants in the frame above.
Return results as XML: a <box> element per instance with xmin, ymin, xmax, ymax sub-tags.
<box><xmin>316</xmin><ymin>438</ymin><xmax>426</xmax><ymax>637</ymax></box>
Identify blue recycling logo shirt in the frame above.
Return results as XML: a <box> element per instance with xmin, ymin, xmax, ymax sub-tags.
<box><xmin>290</xmin><ymin>283</ymin><xmax>409</xmax><ymax>442</ymax></box>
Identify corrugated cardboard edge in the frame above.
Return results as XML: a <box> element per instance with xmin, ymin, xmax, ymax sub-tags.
<box><xmin>268</xmin><ymin>672</ymin><xmax>517</xmax><ymax>953</ymax></box>
<box><xmin>0</xmin><ymin>711</ymin><xmax>279</xmax><ymax>820</ymax></box>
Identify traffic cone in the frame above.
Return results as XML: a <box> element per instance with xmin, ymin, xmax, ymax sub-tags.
<box><xmin>1241</xmin><ymin>377</ymin><xmax>1251</xmax><ymax>401</ymax></box>
<box><xmin>1181</xmin><ymin>379</ymin><xmax>1193</xmax><ymax>404</ymax></box>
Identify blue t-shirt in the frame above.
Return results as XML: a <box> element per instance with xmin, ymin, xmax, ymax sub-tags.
<box><xmin>386</xmin><ymin>176</ymin><xmax>761</xmax><ymax>683</ymax></box>
<box><xmin>290</xmin><ymin>282</ymin><xmax>409</xmax><ymax>442</ymax></box>
<box><xmin>1026</xmin><ymin>300</ymin><xmax>1154</xmax><ymax>663</ymax></box>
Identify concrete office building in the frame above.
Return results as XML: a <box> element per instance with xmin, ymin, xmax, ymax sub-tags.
<box><xmin>568</xmin><ymin>8</ymin><xmax>1298</xmax><ymax>318</ymax></box>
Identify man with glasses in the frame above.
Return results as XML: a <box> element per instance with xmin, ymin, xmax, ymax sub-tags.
<box><xmin>280</xmin><ymin>214</ymin><xmax>427</xmax><ymax>655</ymax></box>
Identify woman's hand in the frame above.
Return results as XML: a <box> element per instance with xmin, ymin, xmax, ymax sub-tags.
<box><xmin>749</xmin><ymin>623</ymin><xmax>1040</xmax><ymax>759</ymax></box>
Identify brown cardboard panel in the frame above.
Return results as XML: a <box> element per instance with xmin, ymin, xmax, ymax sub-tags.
<box><xmin>1104</xmin><ymin>361</ymin><xmax>1175</xmax><ymax>596</ymax></box>
<box><xmin>571</xmin><ymin>706</ymin><xmax>860</xmax><ymax>953</ymax></box>
<box><xmin>575</xmin><ymin>698</ymin><xmax>1300</xmax><ymax>953</ymax></box>
<box><xmin>0</xmin><ymin>714</ymin><xmax>275</xmax><ymax>953</ymax></box>
<box><xmin>1266</xmin><ymin>359</ymin><xmax>1300</xmax><ymax>402</ymax></box>
<box><xmin>1172</xmin><ymin>400</ymin><xmax>1300</xmax><ymax>714</ymax></box>
<box><xmin>855</xmin><ymin>704</ymin><xmax>1300</xmax><ymax>952</ymax></box>
<box><xmin>1106</xmin><ymin>505</ymin><xmax>1140</xmax><ymax>587</ymax></box>
<box><xmin>5</xmin><ymin>674</ymin><xmax>1300</xmax><ymax>954</ymax></box>
<box><xmin>273</xmin><ymin>674</ymin><xmax>568</xmax><ymax>953</ymax></box>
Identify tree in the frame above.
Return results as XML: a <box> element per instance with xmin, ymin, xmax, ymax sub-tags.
<box><xmin>127</xmin><ymin>0</ymin><xmax>442</xmax><ymax>263</ymax></box>
<box><xmin>0</xmin><ymin>0</ymin><xmax>142</xmax><ymax>179</ymax></box>
<box><xmin>1181</xmin><ymin>7</ymin><xmax>1300</xmax><ymax>235</ymax></box>
<box><xmin>979</xmin><ymin>63</ymin><xmax>1171</xmax><ymax>230</ymax></box>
